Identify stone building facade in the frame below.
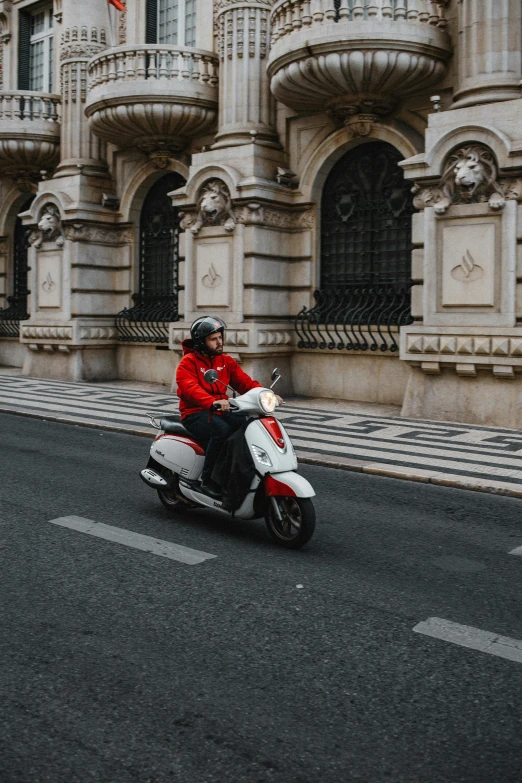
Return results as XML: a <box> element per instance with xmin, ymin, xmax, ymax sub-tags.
<box><xmin>1</xmin><ymin>0</ymin><xmax>522</xmax><ymax>427</ymax></box>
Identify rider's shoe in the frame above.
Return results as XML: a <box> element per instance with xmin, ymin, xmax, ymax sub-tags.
<box><xmin>200</xmin><ymin>479</ymin><xmax>222</xmax><ymax>500</ymax></box>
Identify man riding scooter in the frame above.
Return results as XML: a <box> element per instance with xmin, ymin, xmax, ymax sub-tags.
<box><xmin>176</xmin><ymin>317</ymin><xmax>283</xmax><ymax>499</ymax></box>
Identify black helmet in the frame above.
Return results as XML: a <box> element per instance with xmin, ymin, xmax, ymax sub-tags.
<box><xmin>190</xmin><ymin>316</ymin><xmax>227</xmax><ymax>352</ymax></box>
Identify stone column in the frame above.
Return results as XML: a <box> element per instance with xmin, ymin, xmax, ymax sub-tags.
<box><xmin>57</xmin><ymin>0</ymin><xmax>111</xmax><ymax>178</ymax></box>
<box><xmin>213</xmin><ymin>0</ymin><xmax>279</xmax><ymax>149</ymax></box>
<box><xmin>18</xmin><ymin>0</ymin><xmax>131</xmax><ymax>383</ymax></box>
<box><xmin>453</xmin><ymin>0</ymin><xmax>522</xmax><ymax>109</ymax></box>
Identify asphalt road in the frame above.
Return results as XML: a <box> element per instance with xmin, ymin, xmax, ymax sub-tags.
<box><xmin>1</xmin><ymin>412</ymin><xmax>522</xmax><ymax>783</ymax></box>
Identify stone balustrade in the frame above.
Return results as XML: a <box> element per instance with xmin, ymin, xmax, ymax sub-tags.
<box><xmin>268</xmin><ymin>0</ymin><xmax>452</xmax><ymax>115</ymax></box>
<box><xmin>86</xmin><ymin>44</ymin><xmax>219</xmax><ymax>161</ymax></box>
<box><xmin>271</xmin><ymin>0</ymin><xmax>449</xmax><ymax>44</ymax></box>
<box><xmin>0</xmin><ymin>91</ymin><xmax>61</xmax><ymax>122</ymax></box>
<box><xmin>0</xmin><ymin>91</ymin><xmax>61</xmax><ymax>177</ymax></box>
<box><xmin>88</xmin><ymin>45</ymin><xmax>219</xmax><ymax>90</ymax></box>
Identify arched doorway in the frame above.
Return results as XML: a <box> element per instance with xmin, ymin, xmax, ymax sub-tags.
<box><xmin>116</xmin><ymin>172</ymin><xmax>185</xmax><ymax>343</ymax></box>
<box><xmin>295</xmin><ymin>141</ymin><xmax>414</xmax><ymax>352</ymax></box>
<box><xmin>0</xmin><ymin>195</ymin><xmax>34</xmax><ymax>338</ymax></box>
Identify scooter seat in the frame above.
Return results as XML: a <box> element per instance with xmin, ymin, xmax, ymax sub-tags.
<box><xmin>160</xmin><ymin>416</ymin><xmax>192</xmax><ymax>438</ymax></box>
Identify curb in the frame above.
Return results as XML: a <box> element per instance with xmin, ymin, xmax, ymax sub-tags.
<box><xmin>1</xmin><ymin>405</ymin><xmax>521</xmax><ymax>500</ymax></box>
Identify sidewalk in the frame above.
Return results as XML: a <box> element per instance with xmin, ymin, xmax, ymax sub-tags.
<box><xmin>1</xmin><ymin>368</ymin><xmax>522</xmax><ymax>499</ymax></box>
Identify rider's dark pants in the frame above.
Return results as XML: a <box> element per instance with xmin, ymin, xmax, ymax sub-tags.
<box><xmin>183</xmin><ymin>410</ymin><xmax>247</xmax><ymax>484</ymax></box>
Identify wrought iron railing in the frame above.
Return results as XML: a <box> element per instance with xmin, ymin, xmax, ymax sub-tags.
<box><xmin>115</xmin><ymin>294</ymin><xmax>179</xmax><ymax>343</ymax></box>
<box><xmin>0</xmin><ymin>295</ymin><xmax>30</xmax><ymax>338</ymax></box>
<box><xmin>294</xmin><ymin>285</ymin><xmax>413</xmax><ymax>353</ymax></box>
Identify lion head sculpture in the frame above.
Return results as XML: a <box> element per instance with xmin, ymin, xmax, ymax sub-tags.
<box><xmin>29</xmin><ymin>204</ymin><xmax>64</xmax><ymax>248</ymax></box>
<box><xmin>434</xmin><ymin>145</ymin><xmax>505</xmax><ymax>215</ymax></box>
<box><xmin>190</xmin><ymin>180</ymin><xmax>236</xmax><ymax>235</ymax></box>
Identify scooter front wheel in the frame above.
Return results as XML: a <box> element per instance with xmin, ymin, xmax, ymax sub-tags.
<box><xmin>264</xmin><ymin>496</ymin><xmax>315</xmax><ymax>549</ymax></box>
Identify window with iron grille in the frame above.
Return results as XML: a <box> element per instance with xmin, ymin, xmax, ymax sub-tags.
<box><xmin>116</xmin><ymin>173</ymin><xmax>185</xmax><ymax>343</ymax></box>
<box><xmin>294</xmin><ymin>142</ymin><xmax>414</xmax><ymax>353</ymax></box>
<box><xmin>0</xmin><ymin>197</ymin><xmax>34</xmax><ymax>338</ymax></box>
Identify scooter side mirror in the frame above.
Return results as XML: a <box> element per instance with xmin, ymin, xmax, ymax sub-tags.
<box><xmin>270</xmin><ymin>368</ymin><xmax>281</xmax><ymax>389</ymax></box>
<box><xmin>204</xmin><ymin>369</ymin><xmax>219</xmax><ymax>384</ymax></box>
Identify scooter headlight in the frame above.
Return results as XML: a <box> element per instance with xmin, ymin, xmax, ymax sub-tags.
<box><xmin>259</xmin><ymin>390</ymin><xmax>277</xmax><ymax>413</ymax></box>
<box><xmin>252</xmin><ymin>444</ymin><xmax>273</xmax><ymax>467</ymax></box>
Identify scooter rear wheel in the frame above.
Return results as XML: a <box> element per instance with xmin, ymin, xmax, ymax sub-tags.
<box><xmin>157</xmin><ymin>474</ymin><xmax>194</xmax><ymax>513</ymax></box>
<box><xmin>264</xmin><ymin>496</ymin><xmax>315</xmax><ymax>549</ymax></box>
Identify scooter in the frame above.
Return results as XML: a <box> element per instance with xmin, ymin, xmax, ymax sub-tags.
<box><xmin>140</xmin><ymin>369</ymin><xmax>316</xmax><ymax>549</ymax></box>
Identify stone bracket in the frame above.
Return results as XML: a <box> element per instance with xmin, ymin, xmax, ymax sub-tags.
<box><xmin>401</xmin><ymin>327</ymin><xmax>522</xmax><ymax>377</ymax></box>
<box><xmin>20</xmin><ymin>319</ymin><xmax>118</xmax><ymax>348</ymax></box>
<box><xmin>169</xmin><ymin>323</ymin><xmax>294</xmax><ymax>354</ymax></box>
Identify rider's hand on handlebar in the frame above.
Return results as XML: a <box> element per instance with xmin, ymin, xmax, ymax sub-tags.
<box><xmin>213</xmin><ymin>399</ymin><xmax>231</xmax><ymax>412</ymax></box>
<box><xmin>275</xmin><ymin>395</ymin><xmax>284</xmax><ymax>405</ymax></box>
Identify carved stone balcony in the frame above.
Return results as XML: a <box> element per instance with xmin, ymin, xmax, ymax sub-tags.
<box><xmin>268</xmin><ymin>1</ymin><xmax>452</xmax><ymax>120</ymax></box>
<box><xmin>0</xmin><ymin>92</ymin><xmax>61</xmax><ymax>184</ymax></box>
<box><xmin>86</xmin><ymin>45</ymin><xmax>219</xmax><ymax>167</ymax></box>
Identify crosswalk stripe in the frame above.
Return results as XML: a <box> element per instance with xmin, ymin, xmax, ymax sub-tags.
<box><xmin>291</xmin><ymin>438</ymin><xmax>522</xmax><ymax>481</ymax></box>
<box><xmin>413</xmin><ymin>617</ymin><xmax>522</xmax><ymax>664</ymax></box>
<box><xmin>2</xmin><ymin>373</ymin><xmax>522</xmax><ymax>497</ymax></box>
<box><xmin>49</xmin><ymin>516</ymin><xmax>217</xmax><ymax>565</ymax></box>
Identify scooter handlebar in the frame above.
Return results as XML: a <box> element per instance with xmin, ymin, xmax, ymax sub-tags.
<box><xmin>212</xmin><ymin>400</ymin><xmax>241</xmax><ymax>412</ymax></box>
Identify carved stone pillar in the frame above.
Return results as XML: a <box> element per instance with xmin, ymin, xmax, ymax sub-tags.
<box><xmin>453</xmin><ymin>0</ymin><xmax>522</xmax><ymax>109</ymax></box>
<box><xmin>213</xmin><ymin>0</ymin><xmax>279</xmax><ymax>149</ymax></box>
<box><xmin>57</xmin><ymin>0</ymin><xmax>110</xmax><ymax>177</ymax></box>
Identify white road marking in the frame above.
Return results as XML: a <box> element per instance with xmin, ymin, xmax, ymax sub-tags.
<box><xmin>413</xmin><ymin>617</ymin><xmax>522</xmax><ymax>664</ymax></box>
<box><xmin>508</xmin><ymin>545</ymin><xmax>522</xmax><ymax>556</ymax></box>
<box><xmin>49</xmin><ymin>516</ymin><xmax>217</xmax><ymax>565</ymax></box>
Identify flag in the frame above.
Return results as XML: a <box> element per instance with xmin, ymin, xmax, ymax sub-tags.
<box><xmin>108</xmin><ymin>0</ymin><xmax>127</xmax><ymax>10</ymax></box>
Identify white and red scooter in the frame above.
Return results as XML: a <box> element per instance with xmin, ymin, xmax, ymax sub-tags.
<box><xmin>140</xmin><ymin>369</ymin><xmax>316</xmax><ymax>548</ymax></box>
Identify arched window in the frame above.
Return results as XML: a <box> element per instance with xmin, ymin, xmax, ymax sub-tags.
<box><xmin>116</xmin><ymin>172</ymin><xmax>185</xmax><ymax>343</ymax></box>
<box><xmin>295</xmin><ymin>142</ymin><xmax>414</xmax><ymax>352</ymax></box>
<box><xmin>146</xmin><ymin>0</ymin><xmax>196</xmax><ymax>47</ymax></box>
<box><xmin>0</xmin><ymin>196</ymin><xmax>34</xmax><ymax>338</ymax></box>
<box><xmin>321</xmin><ymin>141</ymin><xmax>413</xmax><ymax>289</ymax></box>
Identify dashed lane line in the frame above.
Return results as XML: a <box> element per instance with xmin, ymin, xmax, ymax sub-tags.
<box><xmin>49</xmin><ymin>516</ymin><xmax>217</xmax><ymax>565</ymax></box>
<box><xmin>413</xmin><ymin>617</ymin><xmax>522</xmax><ymax>664</ymax></box>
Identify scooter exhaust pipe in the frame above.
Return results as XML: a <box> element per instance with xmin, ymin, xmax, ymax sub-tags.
<box><xmin>140</xmin><ymin>468</ymin><xmax>169</xmax><ymax>489</ymax></box>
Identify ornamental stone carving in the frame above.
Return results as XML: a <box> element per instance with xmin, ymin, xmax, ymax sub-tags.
<box><xmin>190</xmin><ymin>180</ymin><xmax>236</xmax><ymax>235</ymax></box>
<box><xmin>224</xmin><ymin>330</ymin><xmax>249</xmax><ymax>347</ymax></box>
<box><xmin>29</xmin><ymin>205</ymin><xmax>64</xmax><ymax>248</ymax></box>
<box><xmin>60</xmin><ymin>26</ymin><xmax>107</xmax><ymax>60</ymax></box>
<box><xmin>22</xmin><ymin>326</ymin><xmax>72</xmax><ymax>340</ymax></box>
<box><xmin>413</xmin><ymin>177</ymin><xmax>522</xmax><ymax>214</ymax></box>
<box><xmin>276</xmin><ymin>168</ymin><xmax>298</xmax><ymax>188</ymax></box>
<box><xmin>258</xmin><ymin>330</ymin><xmax>293</xmax><ymax>347</ymax></box>
<box><xmin>118</xmin><ymin>10</ymin><xmax>127</xmax><ymax>44</ymax></box>
<box><xmin>79</xmin><ymin>327</ymin><xmax>118</xmax><ymax>340</ymax></box>
<box><xmin>171</xmin><ymin>328</ymin><xmax>249</xmax><ymax>348</ymax></box>
<box><xmin>64</xmin><ymin>224</ymin><xmax>133</xmax><ymax>245</ymax></box>
<box><xmin>415</xmin><ymin>145</ymin><xmax>507</xmax><ymax>216</ymax></box>
<box><xmin>235</xmin><ymin>202</ymin><xmax>313</xmax><ymax>229</ymax></box>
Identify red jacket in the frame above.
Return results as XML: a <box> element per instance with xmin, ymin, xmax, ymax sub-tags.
<box><xmin>176</xmin><ymin>339</ymin><xmax>262</xmax><ymax>419</ymax></box>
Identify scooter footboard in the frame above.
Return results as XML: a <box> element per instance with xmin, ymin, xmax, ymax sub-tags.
<box><xmin>265</xmin><ymin>472</ymin><xmax>315</xmax><ymax>498</ymax></box>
